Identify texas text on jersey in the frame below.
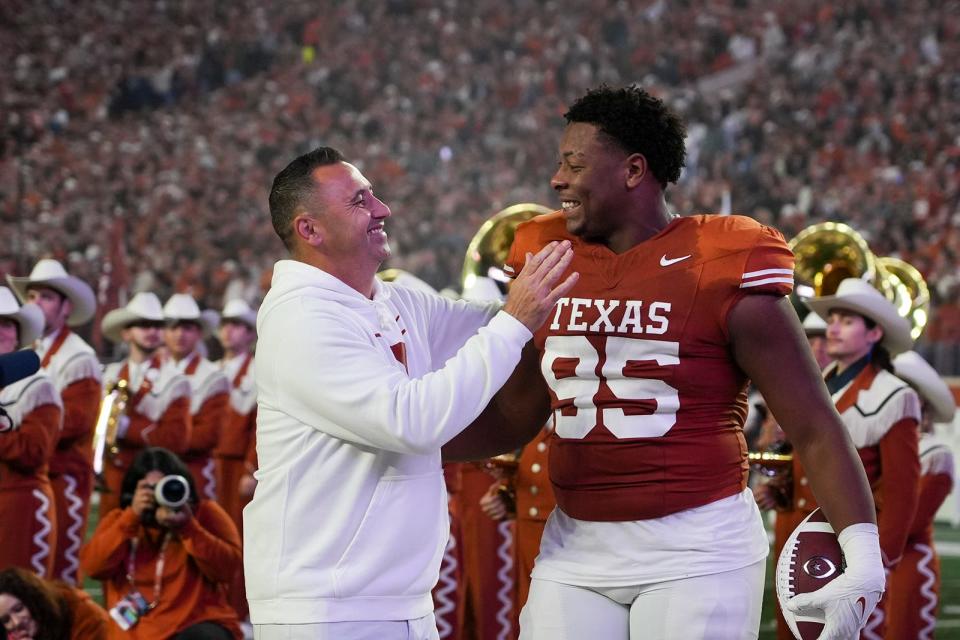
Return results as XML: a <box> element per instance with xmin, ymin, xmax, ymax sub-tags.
<box><xmin>505</xmin><ymin>212</ymin><xmax>794</xmax><ymax>522</ymax></box>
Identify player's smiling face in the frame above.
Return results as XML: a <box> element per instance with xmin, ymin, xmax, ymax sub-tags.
<box><xmin>551</xmin><ymin>122</ymin><xmax>630</xmax><ymax>242</ymax></box>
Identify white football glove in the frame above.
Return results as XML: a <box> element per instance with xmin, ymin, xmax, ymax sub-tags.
<box><xmin>786</xmin><ymin>523</ymin><xmax>885</xmax><ymax>640</ymax></box>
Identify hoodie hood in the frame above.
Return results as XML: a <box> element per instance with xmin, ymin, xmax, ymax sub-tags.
<box><xmin>260</xmin><ymin>260</ymin><xmax>394</xmax><ymax>333</ymax></box>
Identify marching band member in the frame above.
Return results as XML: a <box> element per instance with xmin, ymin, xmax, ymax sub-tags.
<box><xmin>213</xmin><ymin>299</ymin><xmax>258</xmax><ymax>622</ymax></box>
<box><xmin>805</xmin><ymin>278</ymin><xmax>922</xmax><ymax>640</ymax></box>
<box><xmin>0</xmin><ymin>288</ymin><xmax>61</xmax><ymax>576</ymax></box>
<box><xmin>212</xmin><ymin>299</ymin><xmax>257</xmax><ymax>530</ymax></box>
<box><xmin>885</xmin><ymin>351</ymin><xmax>957</xmax><ymax>640</ymax></box>
<box><xmin>8</xmin><ymin>259</ymin><xmax>101</xmax><ymax>585</ymax></box>
<box><xmin>162</xmin><ymin>294</ymin><xmax>229</xmax><ymax>502</ymax></box>
<box><xmin>99</xmin><ymin>293</ymin><xmax>191</xmax><ymax>515</ymax></box>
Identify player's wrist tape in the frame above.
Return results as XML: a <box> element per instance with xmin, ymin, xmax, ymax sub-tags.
<box><xmin>837</xmin><ymin>523</ymin><xmax>884</xmax><ymax>588</ymax></box>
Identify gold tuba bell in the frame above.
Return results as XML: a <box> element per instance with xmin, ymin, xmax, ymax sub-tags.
<box><xmin>877</xmin><ymin>256</ymin><xmax>930</xmax><ymax>340</ymax></box>
<box><xmin>461</xmin><ymin>203</ymin><xmax>553</xmax><ymax>294</ymax></box>
<box><xmin>92</xmin><ymin>378</ymin><xmax>129</xmax><ymax>479</ymax></box>
<box><xmin>788</xmin><ymin>222</ymin><xmax>884</xmax><ymax>298</ymax></box>
<box><xmin>789</xmin><ymin>221</ymin><xmax>930</xmax><ymax>340</ymax></box>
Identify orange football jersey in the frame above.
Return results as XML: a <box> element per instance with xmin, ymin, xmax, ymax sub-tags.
<box><xmin>506</xmin><ymin>212</ymin><xmax>794</xmax><ymax>521</ymax></box>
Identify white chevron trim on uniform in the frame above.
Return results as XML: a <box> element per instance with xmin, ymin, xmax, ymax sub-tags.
<box><xmin>30</xmin><ymin>489</ymin><xmax>52</xmax><ymax>577</ymax></box>
<box><xmin>915</xmin><ymin>542</ymin><xmax>938</xmax><ymax>639</ymax></box>
<box><xmin>59</xmin><ymin>474</ymin><xmax>85</xmax><ymax>583</ymax></box>
<box><xmin>495</xmin><ymin>520</ymin><xmax>515</xmax><ymax>640</ymax></box>
<box><xmin>202</xmin><ymin>458</ymin><xmax>217</xmax><ymax>500</ymax></box>
<box><xmin>434</xmin><ymin>533</ymin><xmax>459</xmax><ymax>639</ymax></box>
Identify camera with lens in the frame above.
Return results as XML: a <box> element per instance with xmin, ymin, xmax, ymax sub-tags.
<box><xmin>154</xmin><ymin>474</ymin><xmax>190</xmax><ymax>509</ymax></box>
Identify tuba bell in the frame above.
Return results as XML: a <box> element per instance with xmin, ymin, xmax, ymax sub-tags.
<box><xmin>788</xmin><ymin>222</ymin><xmax>883</xmax><ymax>298</ymax></box>
<box><xmin>789</xmin><ymin>221</ymin><xmax>930</xmax><ymax>339</ymax></box>
<box><xmin>461</xmin><ymin>203</ymin><xmax>553</xmax><ymax>294</ymax></box>
<box><xmin>92</xmin><ymin>378</ymin><xmax>129</xmax><ymax>481</ymax></box>
<box><xmin>877</xmin><ymin>256</ymin><xmax>930</xmax><ymax>340</ymax></box>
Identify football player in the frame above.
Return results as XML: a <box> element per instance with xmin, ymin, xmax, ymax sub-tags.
<box><xmin>503</xmin><ymin>85</ymin><xmax>885</xmax><ymax>640</ymax></box>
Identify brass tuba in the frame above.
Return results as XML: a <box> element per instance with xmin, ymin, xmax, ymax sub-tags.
<box><xmin>789</xmin><ymin>221</ymin><xmax>930</xmax><ymax>339</ymax></box>
<box><xmin>461</xmin><ymin>203</ymin><xmax>553</xmax><ymax>294</ymax></box>
<box><xmin>92</xmin><ymin>378</ymin><xmax>129</xmax><ymax>479</ymax></box>
<box><xmin>788</xmin><ymin>222</ymin><xmax>884</xmax><ymax>298</ymax></box>
<box><xmin>877</xmin><ymin>256</ymin><xmax>930</xmax><ymax>340</ymax></box>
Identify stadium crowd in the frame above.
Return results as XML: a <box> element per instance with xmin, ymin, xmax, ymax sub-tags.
<box><xmin>2</xmin><ymin>0</ymin><xmax>958</xmax><ymax>370</ymax></box>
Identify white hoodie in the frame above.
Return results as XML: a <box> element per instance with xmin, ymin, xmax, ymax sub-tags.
<box><xmin>244</xmin><ymin>260</ymin><xmax>531</xmax><ymax>623</ymax></box>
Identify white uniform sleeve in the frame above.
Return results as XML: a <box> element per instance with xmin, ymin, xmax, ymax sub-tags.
<box><xmin>422</xmin><ymin>292</ymin><xmax>502</xmax><ymax>366</ymax></box>
<box><xmin>263</xmin><ymin>297</ymin><xmax>530</xmax><ymax>455</ymax></box>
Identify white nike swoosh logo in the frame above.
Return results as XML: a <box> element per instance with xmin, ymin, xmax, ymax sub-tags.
<box><xmin>660</xmin><ymin>254</ymin><xmax>691</xmax><ymax>267</ymax></box>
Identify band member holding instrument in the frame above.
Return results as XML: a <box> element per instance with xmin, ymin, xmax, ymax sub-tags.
<box><xmin>163</xmin><ymin>294</ymin><xmax>229</xmax><ymax>502</ymax></box>
<box><xmin>804</xmin><ymin>278</ymin><xmax>921</xmax><ymax>640</ymax></box>
<box><xmin>98</xmin><ymin>293</ymin><xmax>191</xmax><ymax>515</ymax></box>
<box><xmin>8</xmin><ymin>259</ymin><xmax>101</xmax><ymax>585</ymax></box>
<box><xmin>213</xmin><ymin>299</ymin><xmax>258</xmax><ymax>622</ymax></box>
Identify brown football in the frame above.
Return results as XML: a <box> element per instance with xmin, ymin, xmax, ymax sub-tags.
<box><xmin>776</xmin><ymin>508</ymin><xmax>844</xmax><ymax>640</ymax></box>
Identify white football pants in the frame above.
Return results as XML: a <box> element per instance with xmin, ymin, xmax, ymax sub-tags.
<box><xmin>519</xmin><ymin>559</ymin><xmax>765</xmax><ymax>640</ymax></box>
<box><xmin>254</xmin><ymin>614</ymin><xmax>439</xmax><ymax>640</ymax></box>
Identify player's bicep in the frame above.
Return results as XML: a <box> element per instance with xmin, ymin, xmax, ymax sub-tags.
<box><xmin>727</xmin><ymin>294</ymin><xmax>835</xmax><ymax>447</ymax></box>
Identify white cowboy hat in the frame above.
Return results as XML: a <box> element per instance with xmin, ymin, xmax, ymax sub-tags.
<box><xmin>163</xmin><ymin>294</ymin><xmax>215</xmax><ymax>337</ymax></box>
<box><xmin>220</xmin><ymin>299</ymin><xmax>257</xmax><ymax>330</ymax></box>
<box><xmin>101</xmin><ymin>292</ymin><xmax>165</xmax><ymax>343</ymax></box>
<box><xmin>801</xmin><ymin>311</ymin><xmax>827</xmax><ymax>337</ymax></box>
<box><xmin>7</xmin><ymin>258</ymin><xmax>97</xmax><ymax>326</ymax></box>
<box><xmin>803</xmin><ymin>278</ymin><xmax>913</xmax><ymax>355</ymax></box>
<box><xmin>893</xmin><ymin>351</ymin><xmax>957</xmax><ymax>424</ymax></box>
<box><xmin>0</xmin><ymin>287</ymin><xmax>45</xmax><ymax>348</ymax></box>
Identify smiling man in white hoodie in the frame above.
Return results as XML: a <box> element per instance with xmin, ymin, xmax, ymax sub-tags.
<box><xmin>245</xmin><ymin>146</ymin><xmax>577</xmax><ymax>639</ymax></box>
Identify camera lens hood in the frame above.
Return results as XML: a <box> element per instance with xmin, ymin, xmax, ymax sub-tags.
<box><xmin>155</xmin><ymin>474</ymin><xmax>190</xmax><ymax>509</ymax></box>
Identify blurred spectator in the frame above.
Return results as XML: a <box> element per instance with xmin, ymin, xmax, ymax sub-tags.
<box><xmin>80</xmin><ymin>447</ymin><xmax>242</xmax><ymax>639</ymax></box>
<box><xmin>0</xmin><ymin>566</ymin><xmax>109</xmax><ymax>640</ymax></box>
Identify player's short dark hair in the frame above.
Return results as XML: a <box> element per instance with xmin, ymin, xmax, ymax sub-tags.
<box><xmin>564</xmin><ymin>85</ymin><xmax>686</xmax><ymax>187</ymax></box>
<box><xmin>269</xmin><ymin>146</ymin><xmax>345</xmax><ymax>250</ymax></box>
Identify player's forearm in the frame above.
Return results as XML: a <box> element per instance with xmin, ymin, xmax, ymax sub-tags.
<box><xmin>791</xmin><ymin>417</ymin><xmax>876</xmax><ymax>533</ymax></box>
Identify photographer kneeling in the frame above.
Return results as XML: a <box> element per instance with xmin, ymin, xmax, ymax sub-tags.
<box><xmin>81</xmin><ymin>447</ymin><xmax>242</xmax><ymax>639</ymax></box>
